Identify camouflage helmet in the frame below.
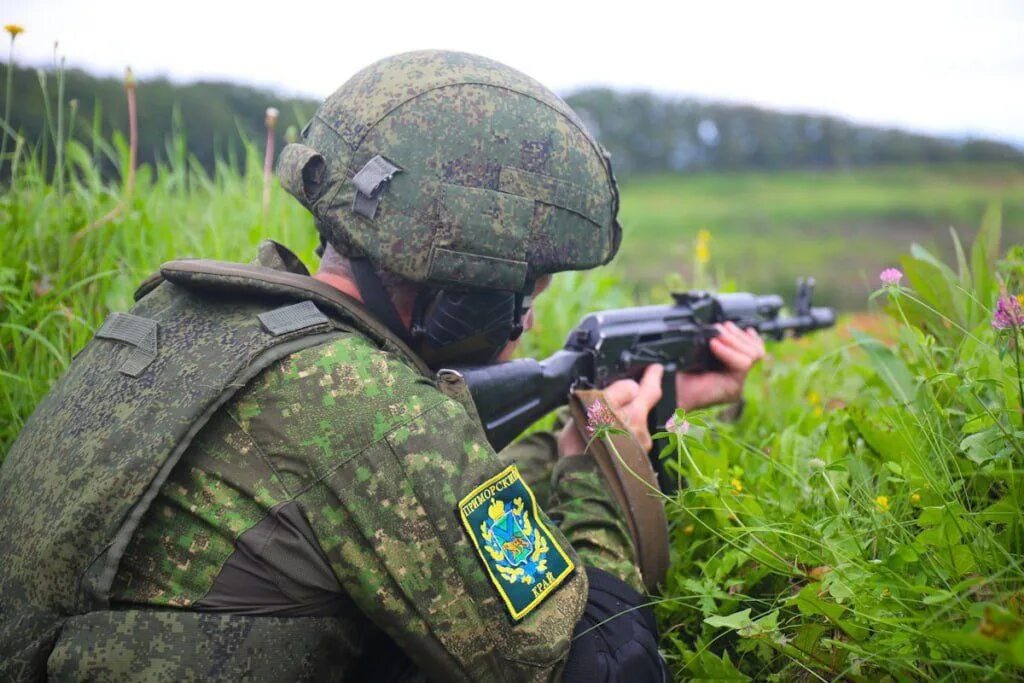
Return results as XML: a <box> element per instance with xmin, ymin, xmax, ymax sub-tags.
<box><xmin>278</xmin><ymin>50</ymin><xmax>622</xmax><ymax>294</ymax></box>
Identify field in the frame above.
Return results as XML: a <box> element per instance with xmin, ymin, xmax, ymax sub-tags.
<box><xmin>614</xmin><ymin>165</ymin><xmax>1024</xmax><ymax>309</ymax></box>
<box><xmin>3</xmin><ymin>122</ymin><xmax>1024</xmax><ymax>679</ymax></box>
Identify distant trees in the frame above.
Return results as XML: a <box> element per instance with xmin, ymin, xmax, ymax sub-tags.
<box><xmin>565</xmin><ymin>88</ymin><xmax>1024</xmax><ymax>175</ymax></box>
<box><xmin>4</xmin><ymin>66</ymin><xmax>314</xmax><ymax>178</ymax></box>
<box><xmin>3</xmin><ymin>66</ymin><xmax>1021</xmax><ymax>181</ymax></box>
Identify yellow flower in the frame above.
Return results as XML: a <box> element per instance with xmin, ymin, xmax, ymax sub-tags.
<box><xmin>807</xmin><ymin>390</ymin><xmax>821</xmax><ymax>406</ymax></box>
<box><xmin>874</xmin><ymin>495</ymin><xmax>890</xmax><ymax>512</ymax></box>
<box><xmin>730</xmin><ymin>478</ymin><xmax>743</xmax><ymax>494</ymax></box>
<box><xmin>910</xmin><ymin>492</ymin><xmax>921</xmax><ymax>504</ymax></box>
<box><xmin>683</xmin><ymin>524</ymin><xmax>695</xmax><ymax>536</ymax></box>
<box><xmin>695</xmin><ymin>229</ymin><xmax>711</xmax><ymax>265</ymax></box>
<box><xmin>5</xmin><ymin>24</ymin><xmax>24</xmax><ymax>39</ymax></box>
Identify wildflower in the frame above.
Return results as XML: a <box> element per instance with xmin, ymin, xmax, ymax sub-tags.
<box><xmin>874</xmin><ymin>495</ymin><xmax>890</xmax><ymax>512</ymax></box>
<box><xmin>695</xmin><ymin>228</ymin><xmax>711</xmax><ymax>265</ymax></box>
<box><xmin>264</xmin><ymin>106</ymin><xmax>280</xmax><ymax>130</ymax></box>
<box><xmin>262</xmin><ymin>107</ymin><xmax>280</xmax><ymax>220</ymax></box>
<box><xmin>808</xmin><ymin>457</ymin><xmax>826</xmax><ymax>470</ymax></box>
<box><xmin>730</xmin><ymin>478</ymin><xmax>743</xmax><ymax>494</ymax></box>
<box><xmin>910</xmin><ymin>492</ymin><xmax>921</xmax><ymax>504</ymax></box>
<box><xmin>585</xmin><ymin>399</ymin><xmax>615</xmax><ymax>437</ymax></box>
<box><xmin>879</xmin><ymin>268</ymin><xmax>903</xmax><ymax>286</ymax></box>
<box><xmin>4</xmin><ymin>24</ymin><xmax>24</xmax><ymax>40</ymax></box>
<box><xmin>881</xmin><ymin>587</ymin><xmax>891</xmax><ymax>598</ymax></box>
<box><xmin>992</xmin><ymin>293</ymin><xmax>1023</xmax><ymax>330</ymax></box>
<box><xmin>666</xmin><ymin>414</ymin><xmax>690</xmax><ymax>437</ymax></box>
<box><xmin>683</xmin><ymin>524</ymin><xmax>695</xmax><ymax>536</ymax></box>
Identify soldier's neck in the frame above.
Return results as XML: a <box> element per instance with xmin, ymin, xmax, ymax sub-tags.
<box><xmin>313</xmin><ymin>271</ymin><xmax>363</xmax><ymax>302</ymax></box>
<box><xmin>313</xmin><ymin>271</ymin><xmax>413</xmax><ymax>328</ymax></box>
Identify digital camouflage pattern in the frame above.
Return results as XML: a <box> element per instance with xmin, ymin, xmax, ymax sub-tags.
<box><xmin>277</xmin><ymin>50</ymin><xmax>622</xmax><ymax>293</ymax></box>
<box><xmin>110</xmin><ymin>259</ymin><xmax>641</xmax><ymax>679</ymax></box>
<box><xmin>0</xmin><ymin>243</ymin><xmax>350</xmax><ymax>680</ymax></box>
<box><xmin>0</xmin><ymin>241</ymin><xmax>641</xmax><ymax>680</ymax></box>
<box><xmin>46</xmin><ymin>611</ymin><xmax>360</xmax><ymax>680</ymax></box>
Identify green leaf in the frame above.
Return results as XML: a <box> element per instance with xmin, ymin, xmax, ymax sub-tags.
<box><xmin>790</xmin><ymin>582</ymin><xmax>868</xmax><ymax>641</ymax></box>
<box><xmin>949</xmin><ymin>226</ymin><xmax>972</xmax><ymax>293</ymax></box>
<box><xmin>922</xmin><ymin>589</ymin><xmax>955</xmax><ymax>605</ymax></box>
<box><xmin>971</xmin><ymin>203</ymin><xmax>1002</xmax><ymax>305</ymax></box>
<box><xmin>850</xmin><ymin>330</ymin><xmax>917</xmax><ymax>403</ymax></box>
<box><xmin>961</xmin><ymin>412</ymin><xmax>995</xmax><ymax>435</ymax></box>
<box><xmin>949</xmin><ymin>544</ymin><xmax>976</xmax><ymax>575</ymax></box>
<box><xmin>705</xmin><ymin>608</ymin><xmax>755</xmax><ymax>631</ymax></box>
<box><xmin>899</xmin><ymin>252</ymin><xmax>962</xmax><ymax>338</ymax></box>
<box><xmin>977</xmin><ymin>497</ymin><xmax>1019</xmax><ymax>524</ymax></box>
<box><xmin>681</xmin><ymin>648</ymin><xmax>752</xmax><ymax>682</ymax></box>
<box><xmin>960</xmin><ymin>428</ymin><xmax>1014</xmax><ymax>465</ymax></box>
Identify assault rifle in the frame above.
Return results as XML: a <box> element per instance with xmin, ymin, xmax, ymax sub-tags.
<box><xmin>444</xmin><ymin>279</ymin><xmax>835</xmax><ymax>489</ymax></box>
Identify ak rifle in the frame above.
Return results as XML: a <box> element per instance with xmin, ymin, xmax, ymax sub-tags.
<box><xmin>444</xmin><ymin>279</ymin><xmax>836</xmax><ymax>488</ymax></box>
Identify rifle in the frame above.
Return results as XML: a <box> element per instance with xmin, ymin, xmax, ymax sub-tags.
<box><xmin>442</xmin><ymin>279</ymin><xmax>836</xmax><ymax>490</ymax></box>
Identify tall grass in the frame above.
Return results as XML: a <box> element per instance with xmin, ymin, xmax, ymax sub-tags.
<box><xmin>0</xmin><ymin>67</ymin><xmax>319</xmax><ymax>449</ymax></box>
<box><xmin>644</xmin><ymin>217</ymin><xmax>1024</xmax><ymax>680</ymax></box>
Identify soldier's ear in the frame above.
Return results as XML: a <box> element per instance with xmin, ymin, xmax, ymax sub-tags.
<box><xmin>278</xmin><ymin>143</ymin><xmax>327</xmax><ymax>209</ymax></box>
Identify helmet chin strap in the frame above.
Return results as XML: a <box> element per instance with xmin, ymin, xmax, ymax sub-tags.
<box><xmin>348</xmin><ymin>256</ymin><xmax>414</xmax><ymax>346</ymax></box>
<box><xmin>350</xmin><ymin>256</ymin><xmax>533</xmax><ymax>367</ymax></box>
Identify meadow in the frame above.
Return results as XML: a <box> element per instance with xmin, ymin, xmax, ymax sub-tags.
<box><xmin>615</xmin><ymin>165</ymin><xmax>1024</xmax><ymax>309</ymax></box>
<box><xmin>2</xmin><ymin>91</ymin><xmax>1024</xmax><ymax>679</ymax></box>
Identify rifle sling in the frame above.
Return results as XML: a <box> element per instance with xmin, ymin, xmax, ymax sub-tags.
<box><xmin>568</xmin><ymin>389</ymin><xmax>669</xmax><ymax>593</ymax></box>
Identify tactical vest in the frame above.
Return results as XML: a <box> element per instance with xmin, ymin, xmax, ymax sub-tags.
<box><xmin>0</xmin><ymin>242</ymin><xmax>429</xmax><ymax>681</ymax></box>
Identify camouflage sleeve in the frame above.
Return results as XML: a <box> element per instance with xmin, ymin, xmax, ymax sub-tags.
<box><xmin>496</xmin><ymin>423</ymin><xmax>644</xmax><ymax>593</ymax></box>
<box><xmin>237</xmin><ymin>335</ymin><xmax>589</xmax><ymax>682</ymax></box>
<box><xmin>546</xmin><ymin>455</ymin><xmax>644</xmax><ymax>593</ymax></box>
<box><xmin>496</xmin><ymin>431</ymin><xmax>559</xmax><ymax>505</ymax></box>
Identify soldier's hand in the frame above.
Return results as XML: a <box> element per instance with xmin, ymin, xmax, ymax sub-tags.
<box><xmin>676</xmin><ymin>322</ymin><xmax>765</xmax><ymax>410</ymax></box>
<box><xmin>558</xmin><ymin>364</ymin><xmax>664</xmax><ymax>455</ymax></box>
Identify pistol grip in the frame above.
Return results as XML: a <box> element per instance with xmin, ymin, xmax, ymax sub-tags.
<box><xmin>648</xmin><ymin>372</ymin><xmax>678</xmax><ymax>492</ymax></box>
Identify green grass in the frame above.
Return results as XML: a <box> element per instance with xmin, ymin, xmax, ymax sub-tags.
<box><xmin>531</xmin><ymin>211</ymin><xmax>1024</xmax><ymax>680</ymax></box>
<box><xmin>615</xmin><ymin>165</ymin><xmax>1024</xmax><ymax>309</ymax></box>
<box><xmin>3</xmin><ymin>93</ymin><xmax>1024</xmax><ymax>680</ymax></box>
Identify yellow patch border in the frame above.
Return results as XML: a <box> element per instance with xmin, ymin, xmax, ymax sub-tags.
<box><xmin>458</xmin><ymin>464</ymin><xmax>575</xmax><ymax>621</ymax></box>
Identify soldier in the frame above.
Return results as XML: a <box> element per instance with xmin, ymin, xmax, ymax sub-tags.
<box><xmin>0</xmin><ymin>51</ymin><xmax>764</xmax><ymax>681</ymax></box>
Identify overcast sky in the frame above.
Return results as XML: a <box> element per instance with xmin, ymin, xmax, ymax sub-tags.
<box><xmin>7</xmin><ymin>0</ymin><xmax>1024</xmax><ymax>144</ymax></box>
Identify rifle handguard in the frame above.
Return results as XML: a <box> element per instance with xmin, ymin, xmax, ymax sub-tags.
<box><xmin>568</xmin><ymin>389</ymin><xmax>669</xmax><ymax>593</ymax></box>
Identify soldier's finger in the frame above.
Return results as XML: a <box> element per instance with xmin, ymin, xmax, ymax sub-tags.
<box><xmin>739</xmin><ymin>325</ymin><xmax>766</xmax><ymax>351</ymax></box>
<box><xmin>604</xmin><ymin>379</ymin><xmax>641</xmax><ymax>409</ymax></box>
<box><xmin>709</xmin><ymin>337</ymin><xmax>754</xmax><ymax>371</ymax></box>
<box><xmin>636</xmin><ymin>363</ymin><xmax>665</xmax><ymax>412</ymax></box>
<box><xmin>717</xmin><ymin>323</ymin><xmax>762</xmax><ymax>357</ymax></box>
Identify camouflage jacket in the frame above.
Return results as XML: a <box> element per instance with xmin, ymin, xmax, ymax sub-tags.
<box><xmin>64</xmin><ymin>243</ymin><xmax>640</xmax><ymax>681</ymax></box>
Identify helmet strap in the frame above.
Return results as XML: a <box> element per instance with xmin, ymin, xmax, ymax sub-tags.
<box><xmin>349</xmin><ymin>256</ymin><xmax>413</xmax><ymax>346</ymax></box>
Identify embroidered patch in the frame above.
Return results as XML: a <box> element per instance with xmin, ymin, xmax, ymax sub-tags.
<box><xmin>458</xmin><ymin>464</ymin><xmax>575</xmax><ymax>620</ymax></box>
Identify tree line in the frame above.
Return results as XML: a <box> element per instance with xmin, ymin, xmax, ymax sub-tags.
<box><xmin>3</xmin><ymin>65</ymin><xmax>1022</xmax><ymax>180</ymax></box>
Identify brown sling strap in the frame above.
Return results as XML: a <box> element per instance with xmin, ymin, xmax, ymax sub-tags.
<box><xmin>568</xmin><ymin>389</ymin><xmax>669</xmax><ymax>592</ymax></box>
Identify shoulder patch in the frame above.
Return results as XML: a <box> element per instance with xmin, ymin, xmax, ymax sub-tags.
<box><xmin>458</xmin><ymin>464</ymin><xmax>575</xmax><ymax>621</ymax></box>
